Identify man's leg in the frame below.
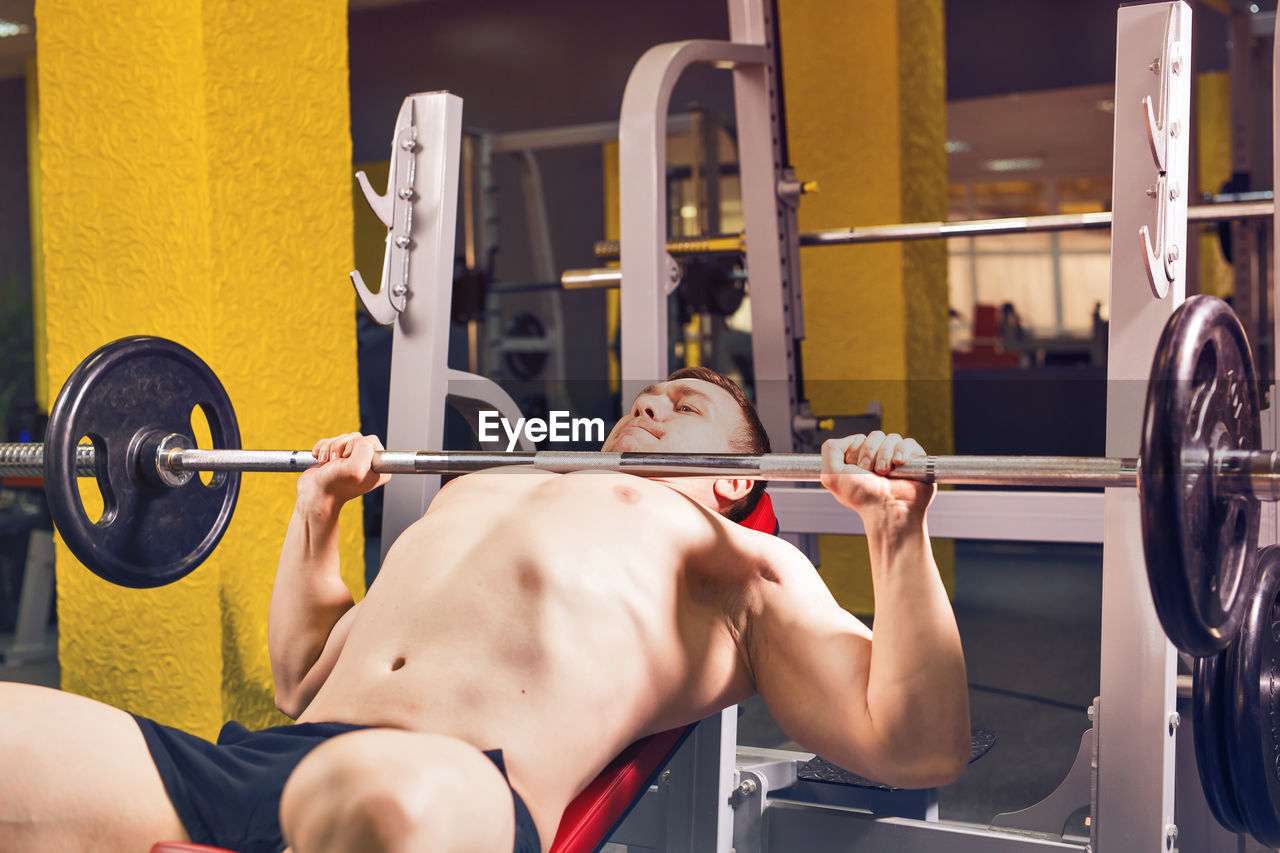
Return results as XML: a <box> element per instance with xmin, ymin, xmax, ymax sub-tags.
<box><xmin>281</xmin><ymin>729</ymin><xmax>519</xmax><ymax>853</ymax></box>
<box><xmin>0</xmin><ymin>682</ymin><xmax>189</xmax><ymax>851</ymax></box>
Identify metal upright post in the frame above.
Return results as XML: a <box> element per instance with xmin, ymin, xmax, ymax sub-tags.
<box><xmin>349</xmin><ymin>95</ymin><xmax>462</xmax><ymax>553</ymax></box>
<box><xmin>1272</xmin><ymin>0</ymin><xmax>1280</xmax><ymax>550</ymax></box>
<box><xmin>613</xmin><ymin>13</ymin><xmax>772</xmax><ymax>853</ymax></box>
<box><xmin>728</xmin><ymin>0</ymin><xmax>804</xmax><ymax>455</ymax></box>
<box><xmin>617</xmin><ymin>36</ymin><xmax>767</xmax><ymax>392</ymax></box>
<box><xmin>374</xmin><ymin>93</ymin><xmax>464</xmax><ymax>555</ymax></box>
<box><xmin>1097</xmin><ymin>5</ymin><xmax>1190</xmax><ymax>850</ymax></box>
<box><xmin>352</xmin><ymin>95</ymin><xmax>535</xmax><ymax>558</ymax></box>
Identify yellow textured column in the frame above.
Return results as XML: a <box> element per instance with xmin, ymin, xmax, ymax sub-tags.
<box><xmin>25</xmin><ymin>55</ymin><xmax>46</xmax><ymax>411</ymax></box>
<box><xmin>37</xmin><ymin>0</ymin><xmax>362</xmax><ymax>737</ymax></box>
<box><xmin>1196</xmin><ymin>71</ymin><xmax>1233</xmax><ymax>298</ymax></box>
<box><xmin>779</xmin><ymin>0</ymin><xmax>953</xmax><ymax>615</ymax></box>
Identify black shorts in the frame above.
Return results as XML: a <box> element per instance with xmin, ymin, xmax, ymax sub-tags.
<box><xmin>133</xmin><ymin>715</ymin><xmax>541</xmax><ymax>853</ymax></box>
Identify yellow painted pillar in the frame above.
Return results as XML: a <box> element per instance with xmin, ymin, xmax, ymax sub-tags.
<box><xmin>1195</xmin><ymin>70</ymin><xmax>1233</xmax><ymax>298</ymax></box>
<box><xmin>25</xmin><ymin>55</ymin><xmax>46</xmax><ymax>412</ymax></box>
<box><xmin>779</xmin><ymin>0</ymin><xmax>954</xmax><ymax>614</ymax></box>
<box><xmin>37</xmin><ymin>0</ymin><xmax>363</xmax><ymax>736</ymax></box>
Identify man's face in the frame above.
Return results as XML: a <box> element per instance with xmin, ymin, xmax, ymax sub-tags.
<box><xmin>602</xmin><ymin>379</ymin><xmax>745</xmax><ymax>453</ymax></box>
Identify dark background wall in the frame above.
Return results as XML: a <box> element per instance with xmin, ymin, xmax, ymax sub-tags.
<box><xmin>946</xmin><ymin>0</ymin><xmax>1229</xmax><ymax>100</ymax></box>
<box><xmin>0</xmin><ymin>77</ymin><xmax>29</xmax><ymax>290</ymax></box>
<box><xmin>348</xmin><ymin>0</ymin><xmax>735</xmax><ymax>342</ymax></box>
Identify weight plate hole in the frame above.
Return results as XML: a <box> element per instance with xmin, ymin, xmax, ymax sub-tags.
<box><xmin>77</xmin><ymin>434</ymin><xmax>110</xmax><ymax>525</ymax></box>
<box><xmin>1193</xmin><ymin>341</ymin><xmax>1218</xmax><ymax>389</ymax></box>
<box><xmin>1220</xmin><ymin>507</ymin><xmax>1247</xmax><ymax>609</ymax></box>
<box><xmin>190</xmin><ymin>403</ymin><xmax>223</xmax><ymax>488</ymax></box>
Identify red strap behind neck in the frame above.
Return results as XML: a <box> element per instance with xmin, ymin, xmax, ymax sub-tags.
<box><xmin>737</xmin><ymin>491</ymin><xmax>778</xmax><ymax>534</ymax></box>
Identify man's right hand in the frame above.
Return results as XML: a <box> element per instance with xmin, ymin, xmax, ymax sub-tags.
<box><xmin>297</xmin><ymin>432</ymin><xmax>391</xmax><ymax>508</ymax></box>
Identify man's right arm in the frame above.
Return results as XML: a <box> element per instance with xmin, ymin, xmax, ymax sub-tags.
<box><xmin>269</xmin><ymin>433</ymin><xmax>389</xmax><ymax>717</ymax></box>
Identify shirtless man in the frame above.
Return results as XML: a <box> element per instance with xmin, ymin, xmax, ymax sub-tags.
<box><xmin>0</xmin><ymin>366</ymin><xmax>969</xmax><ymax>853</ymax></box>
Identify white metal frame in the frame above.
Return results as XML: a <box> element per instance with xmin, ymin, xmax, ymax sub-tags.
<box><xmin>353</xmin><ymin>92</ymin><xmax>534</xmax><ymax>557</ymax></box>
<box><xmin>1096</xmin><ymin>6</ymin><xmax>1189</xmax><ymax>851</ymax></box>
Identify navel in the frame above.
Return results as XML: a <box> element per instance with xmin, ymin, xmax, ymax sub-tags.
<box><xmin>390</xmin><ymin>656</ymin><xmax>407</xmax><ymax>672</ymax></box>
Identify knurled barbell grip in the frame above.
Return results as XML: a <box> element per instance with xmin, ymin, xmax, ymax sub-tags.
<box><xmin>0</xmin><ymin>442</ymin><xmax>96</xmax><ymax>477</ymax></box>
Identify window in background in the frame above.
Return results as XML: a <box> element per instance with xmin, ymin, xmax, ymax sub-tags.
<box><xmin>948</xmin><ymin>178</ymin><xmax>1111</xmax><ymax>345</ymax></box>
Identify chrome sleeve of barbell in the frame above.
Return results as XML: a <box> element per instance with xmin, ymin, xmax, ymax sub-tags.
<box><xmin>172</xmin><ymin>449</ymin><xmax>520</xmax><ymax>476</ymax></box>
<box><xmin>0</xmin><ymin>442</ymin><xmax>96</xmax><ymax>477</ymax></box>
<box><xmin>176</xmin><ymin>450</ymin><xmax>529</xmax><ymax>475</ymax></box>
<box><xmin>175</xmin><ymin>449</ymin><xmax>322</xmax><ymax>473</ymax></box>
<box><xmin>1215</xmin><ymin>448</ymin><xmax>1280</xmax><ymax>501</ymax></box>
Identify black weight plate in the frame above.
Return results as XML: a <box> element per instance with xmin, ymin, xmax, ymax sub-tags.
<box><xmin>1227</xmin><ymin>544</ymin><xmax>1280</xmax><ymax>846</ymax></box>
<box><xmin>1192</xmin><ymin>648</ymin><xmax>1247</xmax><ymax>833</ymax></box>
<box><xmin>44</xmin><ymin>337</ymin><xmax>240</xmax><ymax>588</ymax></box>
<box><xmin>1141</xmin><ymin>295</ymin><xmax>1260</xmax><ymax>656</ymax></box>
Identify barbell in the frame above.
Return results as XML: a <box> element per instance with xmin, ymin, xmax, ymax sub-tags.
<box><xmin>0</xmin><ymin>296</ymin><xmax>1263</xmax><ymax>658</ymax></box>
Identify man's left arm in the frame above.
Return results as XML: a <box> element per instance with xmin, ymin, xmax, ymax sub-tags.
<box><xmin>748</xmin><ymin>432</ymin><xmax>969</xmax><ymax>788</ymax></box>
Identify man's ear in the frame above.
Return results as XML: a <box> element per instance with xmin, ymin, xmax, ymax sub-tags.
<box><xmin>712</xmin><ymin>477</ymin><xmax>753</xmax><ymax>505</ymax></box>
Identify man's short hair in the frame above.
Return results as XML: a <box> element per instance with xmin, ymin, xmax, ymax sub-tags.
<box><xmin>664</xmin><ymin>366</ymin><xmax>770</xmax><ymax>522</ymax></box>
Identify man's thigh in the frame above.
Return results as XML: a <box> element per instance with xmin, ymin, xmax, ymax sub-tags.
<box><xmin>0</xmin><ymin>681</ymin><xmax>188</xmax><ymax>852</ymax></box>
<box><xmin>281</xmin><ymin>728</ymin><xmax>518</xmax><ymax>853</ymax></box>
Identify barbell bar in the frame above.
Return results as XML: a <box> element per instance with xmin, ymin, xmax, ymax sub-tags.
<box><xmin>589</xmin><ymin>199</ymin><xmax>1274</xmax><ymax>260</ymax></box>
<box><xmin>0</xmin><ymin>442</ymin><xmax>1261</xmax><ymax>490</ymax></box>
<box><xmin>12</xmin><ymin>442</ymin><xmax>1280</xmax><ymax>500</ymax></box>
<box><xmin>8</xmin><ymin>296</ymin><xmax>1264</xmax><ymax>660</ymax></box>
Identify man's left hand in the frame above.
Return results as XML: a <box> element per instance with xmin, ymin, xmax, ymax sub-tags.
<box><xmin>820</xmin><ymin>431</ymin><xmax>933</xmax><ymax>519</ymax></box>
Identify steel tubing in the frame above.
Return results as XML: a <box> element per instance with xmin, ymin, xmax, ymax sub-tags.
<box><xmin>18</xmin><ymin>441</ymin><xmax>1280</xmax><ymax>495</ymax></box>
<box><xmin>0</xmin><ymin>441</ymin><xmax>1143</xmax><ymax>488</ymax></box>
<box><xmin>590</xmin><ymin>200</ymin><xmax>1274</xmax><ymax>259</ymax></box>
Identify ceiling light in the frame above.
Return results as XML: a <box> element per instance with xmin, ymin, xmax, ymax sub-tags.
<box><xmin>1250</xmin><ymin>3</ymin><xmax>1260</xmax><ymax>12</ymax></box>
<box><xmin>945</xmin><ymin>139</ymin><xmax>971</xmax><ymax>154</ymax></box>
<box><xmin>984</xmin><ymin>157</ymin><xmax>1045</xmax><ymax>173</ymax></box>
<box><xmin>0</xmin><ymin>20</ymin><xmax>30</xmax><ymax>38</ymax></box>
<box><xmin>680</xmin><ymin>204</ymin><xmax>698</xmax><ymax>220</ymax></box>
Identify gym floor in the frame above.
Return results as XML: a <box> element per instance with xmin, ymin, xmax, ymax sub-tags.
<box><xmin>0</xmin><ymin>538</ymin><xmax>1270</xmax><ymax>851</ymax></box>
